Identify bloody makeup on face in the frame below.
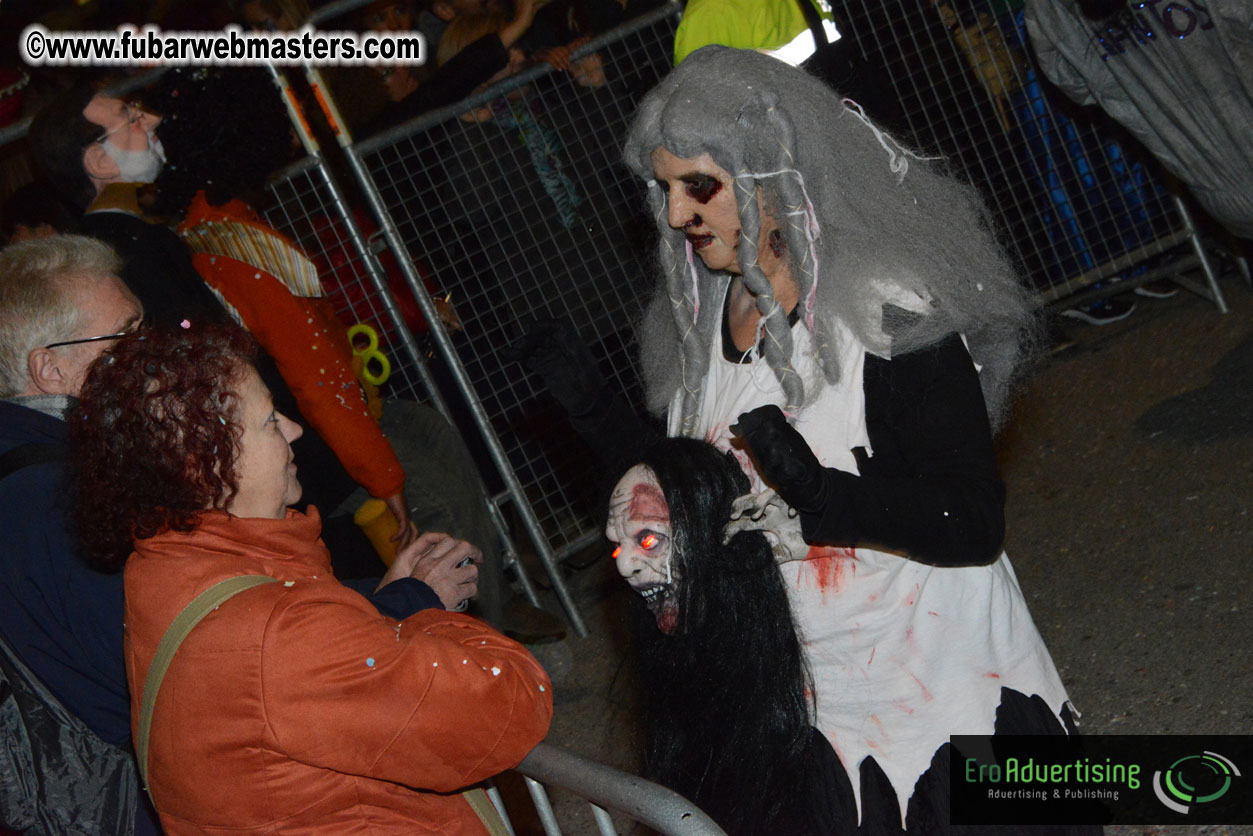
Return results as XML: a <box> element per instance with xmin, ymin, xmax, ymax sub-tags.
<box><xmin>607</xmin><ymin>464</ymin><xmax>680</xmax><ymax>634</ymax></box>
<box><xmin>768</xmin><ymin>227</ymin><xmax>786</xmax><ymax>259</ymax></box>
<box><xmin>658</xmin><ymin>172</ymin><xmax>723</xmax><ymax>205</ymax></box>
<box><xmin>651</xmin><ymin>148</ymin><xmax>743</xmax><ymax>274</ymax></box>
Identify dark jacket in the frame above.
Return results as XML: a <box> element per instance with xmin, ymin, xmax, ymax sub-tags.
<box><xmin>0</xmin><ymin>400</ymin><xmax>132</xmax><ymax>747</ymax></box>
<box><xmin>0</xmin><ymin>399</ymin><xmax>161</xmax><ymax>835</ymax></box>
<box><xmin>0</xmin><ymin>400</ymin><xmax>436</xmax><ymax>836</ymax></box>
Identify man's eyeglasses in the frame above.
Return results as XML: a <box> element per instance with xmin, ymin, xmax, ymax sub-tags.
<box><xmin>95</xmin><ymin>102</ymin><xmax>146</xmax><ymax>145</ymax></box>
<box><xmin>44</xmin><ymin>329</ymin><xmax>137</xmax><ymax>350</ymax></box>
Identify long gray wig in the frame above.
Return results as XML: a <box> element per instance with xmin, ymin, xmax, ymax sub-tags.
<box><xmin>623</xmin><ymin>46</ymin><xmax>1036</xmax><ymax>434</ymax></box>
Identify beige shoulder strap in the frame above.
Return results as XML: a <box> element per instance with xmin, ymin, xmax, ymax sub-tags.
<box><xmin>136</xmin><ymin>575</ymin><xmax>279</xmax><ymax>803</ymax></box>
<box><xmin>136</xmin><ymin>574</ymin><xmax>513</xmax><ymax>833</ymax></box>
<box><xmin>463</xmin><ymin>786</ymin><xmax>512</xmax><ymax>836</ymax></box>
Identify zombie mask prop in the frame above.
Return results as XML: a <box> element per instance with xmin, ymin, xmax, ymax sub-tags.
<box><xmin>607</xmin><ymin>464</ymin><xmax>679</xmax><ymax>633</ymax></box>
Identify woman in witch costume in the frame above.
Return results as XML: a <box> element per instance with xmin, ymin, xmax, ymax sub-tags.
<box><xmin>621</xmin><ymin>46</ymin><xmax>1097</xmax><ymax>835</ymax></box>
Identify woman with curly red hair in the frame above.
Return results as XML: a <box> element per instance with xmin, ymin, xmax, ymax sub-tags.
<box><xmin>70</xmin><ymin>323</ymin><xmax>552</xmax><ymax>835</ymax></box>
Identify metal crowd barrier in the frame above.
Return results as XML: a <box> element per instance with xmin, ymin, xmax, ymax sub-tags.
<box><xmin>508</xmin><ymin>743</ymin><xmax>727</xmax><ymax>836</ymax></box>
<box><xmin>0</xmin><ymin>3</ymin><xmax>1242</xmax><ymax>831</ymax></box>
<box><xmin>304</xmin><ymin>0</ymin><xmax>1234</xmax><ymax>643</ymax></box>
<box><xmin>260</xmin><ymin>150</ymin><xmax>549</xmax><ymax>615</ymax></box>
<box><xmin>831</xmin><ymin>0</ymin><xmax>1229</xmax><ymax>312</ymax></box>
<box><xmin>311</xmin><ymin>3</ymin><xmax>684</xmax><ymax>637</ymax></box>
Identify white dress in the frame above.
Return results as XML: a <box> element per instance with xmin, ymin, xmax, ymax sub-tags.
<box><xmin>667</xmin><ymin>307</ymin><xmax>1072</xmax><ymax>822</ymax></box>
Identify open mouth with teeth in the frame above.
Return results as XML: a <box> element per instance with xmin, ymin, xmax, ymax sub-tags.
<box><xmin>633</xmin><ymin>583</ymin><xmax>678</xmax><ymax>634</ymax></box>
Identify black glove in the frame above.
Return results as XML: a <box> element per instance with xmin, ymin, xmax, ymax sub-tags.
<box><xmin>731</xmin><ymin>404</ymin><xmax>830</xmax><ymax>515</ymax></box>
<box><xmin>505</xmin><ymin>317</ymin><xmax>606</xmax><ymax>416</ymax></box>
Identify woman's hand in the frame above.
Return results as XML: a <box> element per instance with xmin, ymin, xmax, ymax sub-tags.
<box><xmin>731</xmin><ymin>405</ymin><xmax>829</xmax><ymax>515</ymax></box>
<box><xmin>386</xmin><ymin>531</ymin><xmax>481</xmax><ymax>611</ymax></box>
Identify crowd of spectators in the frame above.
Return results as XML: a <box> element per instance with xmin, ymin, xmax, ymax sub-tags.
<box><xmin>4</xmin><ymin>0</ymin><xmax>1239</xmax><ymax>833</ymax></box>
<box><xmin>0</xmin><ymin>0</ymin><xmax>658</xmax><ymax>831</ymax></box>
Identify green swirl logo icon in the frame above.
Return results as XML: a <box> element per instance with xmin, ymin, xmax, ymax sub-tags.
<box><xmin>1153</xmin><ymin>752</ymin><xmax>1240</xmax><ymax>815</ymax></box>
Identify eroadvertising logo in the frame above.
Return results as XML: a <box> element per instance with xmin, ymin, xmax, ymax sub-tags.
<box><xmin>950</xmin><ymin>735</ymin><xmax>1252</xmax><ymax>825</ymax></box>
<box><xmin>1152</xmin><ymin>751</ymin><xmax>1240</xmax><ymax>815</ymax></box>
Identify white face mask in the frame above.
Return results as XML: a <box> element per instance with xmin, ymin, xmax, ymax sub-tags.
<box><xmin>102</xmin><ymin>131</ymin><xmax>166</xmax><ymax>184</ymax></box>
<box><xmin>607</xmin><ymin>464</ymin><xmax>680</xmax><ymax>633</ymax></box>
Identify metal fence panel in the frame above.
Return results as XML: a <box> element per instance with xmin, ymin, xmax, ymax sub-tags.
<box><xmin>262</xmin><ymin>157</ymin><xmax>432</xmax><ymax>404</ymax></box>
<box><xmin>351</xmin><ymin>9</ymin><xmax>679</xmax><ymax>559</ymax></box>
<box><xmin>261</xmin><ymin>147</ymin><xmax>549</xmax><ymax>617</ymax></box>
<box><xmin>832</xmin><ymin>0</ymin><xmax>1209</xmax><ymax>302</ymax></box>
<box><xmin>330</xmin><ymin>0</ymin><xmax>1233</xmax><ymax>585</ymax></box>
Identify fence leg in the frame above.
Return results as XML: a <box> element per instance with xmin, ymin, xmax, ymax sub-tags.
<box><xmin>524</xmin><ymin>776</ymin><xmax>566</xmax><ymax>836</ymax></box>
<box><xmin>486</xmin><ymin>783</ymin><xmax>518</xmax><ymax>836</ymax></box>
<box><xmin>591</xmin><ymin>804</ymin><xmax>620</xmax><ymax>836</ymax></box>
<box><xmin>1174</xmin><ymin>196</ymin><xmax>1229</xmax><ymax>314</ymax></box>
<box><xmin>488</xmin><ymin>497</ymin><xmax>543</xmax><ymax>609</ymax></box>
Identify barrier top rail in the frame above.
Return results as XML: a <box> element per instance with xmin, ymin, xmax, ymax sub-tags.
<box><xmin>354</xmin><ymin>1</ymin><xmax>682</xmax><ymax>155</ymax></box>
<box><xmin>517</xmin><ymin>743</ymin><xmax>728</xmax><ymax>836</ymax></box>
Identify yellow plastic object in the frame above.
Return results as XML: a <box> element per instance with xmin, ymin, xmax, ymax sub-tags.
<box><xmin>353</xmin><ymin>498</ymin><xmax>398</xmax><ymax>567</ymax></box>
<box><xmin>346</xmin><ymin>323</ymin><xmax>391</xmax><ymax>386</ymax></box>
<box><xmin>350</xmin><ymin>354</ymin><xmax>384</xmax><ymax>421</ymax></box>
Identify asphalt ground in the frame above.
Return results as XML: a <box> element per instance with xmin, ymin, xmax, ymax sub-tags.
<box><xmin>514</xmin><ymin>271</ymin><xmax>1252</xmax><ymax>836</ymax></box>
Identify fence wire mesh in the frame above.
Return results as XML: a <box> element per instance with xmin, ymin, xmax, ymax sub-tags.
<box><xmin>262</xmin><ymin>157</ymin><xmax>432</xmax><ymax>406</ymax></box>
<box><xmin>833</xmin><ymin>0</ymin><xmax>1192</xmax><ymax>301</ymax></box>
<box><xmin>336</xmin><ymin>0</ymin><xmax>1219</xmax><ymax>566</ymax></box>
<box><xmin>352</xmin><ymin>10</ymin><xmax>679</xmax><ymax>556</ymax></box>
<box><xmin>0</xmin><ymin>0</ymin><xmax>1221</xmax><ymax>601</ymax></box>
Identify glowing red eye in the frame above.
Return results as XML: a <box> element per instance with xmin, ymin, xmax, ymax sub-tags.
<box><xmin>640</xmin><ymin>534</ymin><xmax>659</xmax><ymax>550</ymax></box>
<box><xmin>611</xmin><ymin>546</ymin><xmax>621</xmax><ymax>559</ymax></box>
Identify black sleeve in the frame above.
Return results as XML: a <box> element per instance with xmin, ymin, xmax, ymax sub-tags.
<box><xmin>380</xmin><ymin>34</ymin><xmax>509</xmax><ymax>127</ymax></box>
<box><xmin>81</xmin><ymin>213</ymin><xmax>229</xmax><ymax>329</ymax></box>
<box><xmin>341</xmin><ymin>576</ymin><xmax>445</xmax><ymax>619</ymax></box>
<box><xmin>564</xmin><ymin>384</ymin><xmax>660</xmax><ymax>473</ymax></box>
<box><xmin>797</xmin><ymin>333</ymin><xmax>1006</xmax><ymax>565</ymax></box>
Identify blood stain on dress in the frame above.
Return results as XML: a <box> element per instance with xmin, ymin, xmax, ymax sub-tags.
<box><xmin>909</xmin><ymin>672</ymin><xmax>935</xmax><ymax>702</ymax></box>
<box><xmin>903</xmin><ymin>582</ymin><xmax>920</xmax><ymax>607</ymax></box>
<box><xmin>802</xmin><ymin>545</ymin><xmax>856</xmax><ymax>600</ymax></box>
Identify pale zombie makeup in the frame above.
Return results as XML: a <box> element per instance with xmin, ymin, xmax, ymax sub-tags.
<box><xmin>651</xmin><ymin>147</ymin><xmax>743</xmax><ymax>275</ymax></box>
<box><xmin>607</xmin><ymin>464</ymin><xmax>679</xmax><ymax>634</ymax></box>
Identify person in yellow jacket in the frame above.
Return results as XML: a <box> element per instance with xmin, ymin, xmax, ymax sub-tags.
<box><xmin>674</xmin><ymin>0</ymin><xmax>840</xmax><ymax>66</ymax></box>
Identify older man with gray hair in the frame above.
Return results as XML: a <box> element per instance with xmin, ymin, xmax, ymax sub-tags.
<box><xmin>0</xmin><ymin>234</ymin><xmax>160</xmax><ymax>835</ymax></box>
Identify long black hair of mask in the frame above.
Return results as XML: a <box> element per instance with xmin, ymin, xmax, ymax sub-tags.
<box><xmin>628</xmin><ymin>437</ymin><xmax>821</xmax><ymax>835</ymax></box>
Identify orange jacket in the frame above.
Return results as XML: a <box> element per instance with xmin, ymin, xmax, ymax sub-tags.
<box><xmin>124</xmin><ymin>508</ymin><xmax>552</xmax><ymax>835</ymax></box>
<box><xmin>180</xmin><ymin>193</ymin><xmax>404</xmax><ymax>500</ymax></box>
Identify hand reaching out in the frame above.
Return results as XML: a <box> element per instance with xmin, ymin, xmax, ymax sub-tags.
<box><xmin>500</xmin><ymin>0</ymin><xmax>540</xmax><ymax>48</ymax></box>
<box><xmin>731</xmin><ymin>405</ymin><xmax>829</xmax><ymax>515</ymax></box>
<box><xmin>378</xmin><ymin>531</ymin><xmax>480</xmax><ymax>611</ymax></box>
<box><xmin>722</xmin><ymin>487</ymin><xmax>809</xmax><ymax>563</ymax></box>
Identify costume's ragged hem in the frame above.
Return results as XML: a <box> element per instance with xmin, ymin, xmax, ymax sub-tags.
<box><xmin>845</xmin><ymin>688</ymin><xmax>1095</xmax><ymax>836</ymax></box>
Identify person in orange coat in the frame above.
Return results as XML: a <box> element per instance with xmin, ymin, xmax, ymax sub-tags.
<box><xmin>70</xmin><ymin>323</ymin><xmax>552</xmax><ymax>834</ymax></box>
<box><xmin>147</xmin><ymin>69</ymin><xmax>568</xmax><ymax>644</ymax></box>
